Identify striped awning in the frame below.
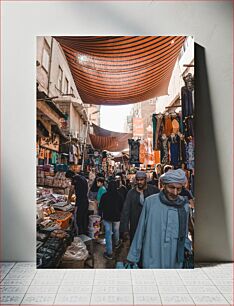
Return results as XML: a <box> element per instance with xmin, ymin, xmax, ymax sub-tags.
<box><xmin>89</xmin><ymin>124</ymin><xmax>132</xmax><ymax>152</ymax></box>
<box><xmin>92</xmin><ymin>123</ymin><xmax>132</xmax><ymax>138</ymax></box>
<box><xmin>54</xmin><ymin>36</ymin><xmax>185</xmax><ymax>105</ymax></box>
<box><xmin>89</xmin><ymin>134</ymin><xmax>130</xmax><ymax>152</ymax></box>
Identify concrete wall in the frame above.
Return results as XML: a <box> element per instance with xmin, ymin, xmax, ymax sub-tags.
<box><xmin>70</xmin><ymin>104</ymin><xmax>82</xmax><ymax>138</ymax></box>
<box><xmin>1</xmin><ymin>1</ymin><xmax>233</xmax><ymax>261</ymax></box>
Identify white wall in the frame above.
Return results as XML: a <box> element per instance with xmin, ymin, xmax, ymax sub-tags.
<box><xmin>156</xmin><ymin>37</ymin><xmax>194</xmax><ymax>113</ymax></box>
<box><xmin>1</xmin><ymin>1</ymin><xmax>232</xmax><ymax>261</ymax></box>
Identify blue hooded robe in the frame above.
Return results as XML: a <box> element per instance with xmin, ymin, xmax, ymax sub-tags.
<box><xmin>127</xmin><ymin>193</ymin><xmax>192</xmax><ymax>268</ymax></box>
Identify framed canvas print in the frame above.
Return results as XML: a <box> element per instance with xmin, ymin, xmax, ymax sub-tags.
<box><xmin>36</xmin><ymin>36</ymin><xmax>194</xmax><ymax>269</ymax></box>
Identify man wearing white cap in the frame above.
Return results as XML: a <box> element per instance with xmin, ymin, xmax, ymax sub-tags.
<box><xmin>127</xmin><ymin>169</ymin><xmax>192</xmax><ymax>268</ymax></box>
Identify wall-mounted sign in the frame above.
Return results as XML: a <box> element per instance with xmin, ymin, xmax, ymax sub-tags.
<box><xmin>133</xmin><ymin>118</ymin><xmax>144</xmax><ymax>137</ymax></box>
<box><xmin>40</xmin><ymin>135</ymin><xmax>60</xmax><ymax>152</ymax></box>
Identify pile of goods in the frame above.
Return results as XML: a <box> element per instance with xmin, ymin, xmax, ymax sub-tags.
<box><xmin>63</xmin><ymin>237</ymin><xmax>89</xmax><ymax>261</ymax></box>
<box><xmin>51</xmin><ymin>229</ymin><xmax>70</xmax><ymax>239</ymax></box>
<box><xmin>37</xmin><ymin>165</ymin><xmax>70</xmax><ymax>192</ymax></box>
<box><xmin>49</xmin><ymin>211</ymin><xmax>73</xmax><ymax>229</ymax></box>
<box><xmin>88</xmin><ymin>215</ymin><xmax>101</xmax><ymax>239</ymax></box>
<box><xmin>37</xmin><ymin>236</ymin><xmax>71</xmax><ymax>268</ymax></box>
<box><xmin>36</xmin><ymin>191</ymin><xmax>74</xmax><ymax>222</ymax></box>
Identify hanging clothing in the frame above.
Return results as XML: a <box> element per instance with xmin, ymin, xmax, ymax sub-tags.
<box><xmin>180</xmin><ymin>138</ymin><xmax>187</xmax><ymax>164</ymax></box>
<box><xmin>139</xmin><ymin>143</ymin><xmax>146</xmax><ymax>164</ymax></box>
<box><xmin>152</xmin><ymin>114</ymin><xmax>157</xmax><ymax>150</ymax></box>
<box><xmin>36</xmin><ymin>143</ymin><xmax>39</xmax><ymax>157</ymax></box>
<box><xmin>172</xmin><ymin>118</ymin><xmax>180</xmax><ymax>134</ymax></box>
<box><xmin>45</xmin><ymin>150</ymin><xmax>51</xmax><ymax>160</ymax></box>
<box><xmin>164</xmin><ymin>116</ymin><xmax>173</xmax><ymax>137</ymax></box>
<box><xmin>127</xmin><ymin>192</ymin><xmax>191</xmax><ymax>268</ymax></box>
<box><xmin>168</xmin><ymin>134</ymin><xmax>180</xmax><ymax>167</ymax></box>
<box><xmin>39</xmin><ymin>148</ymin><xmax>45</xmax><ymax>160</ymax></box>
<box><xmin>153</xmin><ymin>150</ymin><xmax>161</xmax><ymax>164</ymax></box>
<box><xmin>181</xmin><ymin>86</ymin><xmax>194</xmax><ymax>119</ymax></box>
<box><xmin>184</xmin><ymin>117</ymin><xmax>194</xmax><ymax>139</ymax></box>
<box><xmin>155</xmin><ymin>116</ymin><xmax>163</xmax><ymax>150</ymax></box>
<box><xmin>51</xmin><ymin>152</ymin><xmax>58</xmax><ymax>164</ymax></box>
<box><xmin>128</xmin><ymin>139</ymin><xmax>140</xmax><ymax>164</ymax></box>
<box><xmin>177</xmin><ymin>113</ymin><xmax>184</xmax><ymax>134</ymax></box>
<box><xmin>159</xmin><ymin>135</ymin><xmax>169</xmax><ymax>164</ymax></box>
<box><xmin>186</xmin><ymin>140</ymin><xmax>195</xmax><ymax>170</ymax></box>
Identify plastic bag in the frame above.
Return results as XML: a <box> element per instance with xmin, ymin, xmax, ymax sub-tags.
<box><xmin>63</xmin><ymin>237</ymin><xmax>88</xmax><ymax>261</ymax></box>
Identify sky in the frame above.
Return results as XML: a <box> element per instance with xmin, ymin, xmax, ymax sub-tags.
<box><xmin>100</xmin><ymin>104</ymin><xmax>133</xmax><ymax>132</ymax></box>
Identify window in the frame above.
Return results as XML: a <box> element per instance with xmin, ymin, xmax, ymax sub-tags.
<box><xmin>64</xmin><ymin>77</ymin><xmax>69</xmax><ymax>94</ymax></box>
<box><xmin>58</xmin><ymin>66</ymin><xmax>63</xmax><ymax>92</ymax></box>
<box><xmin>42</xmin><ymin>46</ymin><xmax>50</xmax><ymax>72</ymax></box>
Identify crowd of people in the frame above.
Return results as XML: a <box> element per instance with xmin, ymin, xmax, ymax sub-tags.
<box><xmin>65</xmin><ymin>163</ymin><xmax>195</xmax><ymax>269</ymax></box>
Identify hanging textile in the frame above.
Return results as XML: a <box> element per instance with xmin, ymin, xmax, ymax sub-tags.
<box><xmin>139</xmin><ymin>143</ymin><xmax>146</xmax><ymax>164</ymax></box>
<box><xmin>155</xmin><ymin>116</ymin><xmax>163</xmax><ymax>150</ymax></box>
<box><xmin>51</xmin><ymin>152</ymin><xmax>58</xmax><ymax>164</ymax></box>
<box><xmin>39</xmin><ymin>148</ymin><xmax>45</xmax><ymax>160</ymax></box>
<box><xmin>89</xmin><ymin>134</ymin><xmax>130</xmax><ymax>152</ymax></box>
<box><xmin>179</xmin><ymin>137</ymin><xmax>187</xmax><ymax>165</ymax></box>
<box><xmin>164</xmin><ymin>115</ymin><xmax>173</xmax><ymax>136</ymax></box>
<box><xmin>153</xmin><ymin>150</ymin><xmax>161</xmax><ymax>164</ymax></box>
<box><xmin>172</xmin><ymin>118</ymin><xmax>180</xmax><ymax>134</ymax></box>
<box><xmin>128</xmin><ymin>139</ymin><xmax>140</xmax><ymax>164</ymax></box>
<box><xmin>152</xmin><ymin>114</ymin><xmax>157</xmax><ymax>150</ymax></box>
<box><xmin>92</xmin><ymin>123</ymin><xmax>132</xmax><ymax>138</ymax></box>
<box><xmin>45</xmin><ymin>150</ymin><xmax>51</xmax><ymax>160</ymax></box>
<box><xmin>178</xmin><ymin>112</ymin><xmax>184</xmax><ymax>134</ymax></box>
<box><xmin>168</xmin><ymin>134</ymin><xmax>180</xmax><ymax>167</ymax></box>
<box><xmin>181</xmin><ymin>86</ymin><xmax>194</xmax><ymax>119</ymax></box>
<box><xmin>54</xmin><ymin>36</ymin><xmax>186</xmax><ymax>106</ymax></box>
<box><xmin>184</xmin><ymin>117</ymin><xmax>194</xmax><ymax>139</ymax></box>
<box><xmin>36</xmin><ymin>143</ymin><xmax>39</xmax><ymax>157</ymax></box>
<box><xmin>159</xmin><ymin>134</ymin><xmax>169</xmax><ymax>164</ymax></box>
<box><xmin>186</xmin><ymin>140</ymin><xmax>195</xmax><ymax>170</ymax></box>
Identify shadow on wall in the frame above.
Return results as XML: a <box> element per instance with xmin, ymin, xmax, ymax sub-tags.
<box><xmin>195</xmin><ymin>44</ymin><xmax>231</xmax><ymax>262</ymax></box>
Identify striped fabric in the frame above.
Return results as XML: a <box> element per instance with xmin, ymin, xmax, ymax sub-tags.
<box><xmin>54</xmin><ymin>36</ymin><xmax>185</xmax><ymax>105</ymax></box>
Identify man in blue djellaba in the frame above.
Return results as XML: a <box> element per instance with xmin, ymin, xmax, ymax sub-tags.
<box><xmin>127</xmin><ymin>169</ymin><xmax>192</xmax><ymax>269</ymax></box>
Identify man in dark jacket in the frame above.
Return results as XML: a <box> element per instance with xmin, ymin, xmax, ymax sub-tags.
<box><xmin>115</xmin><ymin>175</ymin><xmax>128</xmax><ymax>207</ymax></box>
<box><xmin>99</xmin><ymin>180</ymin><xmax>125</xmax><ymax>260</ymax></box>
<box><xmin>120</xmin><ymin>171</ymin><xmax>159</xmax><ymax>242</ymax></box>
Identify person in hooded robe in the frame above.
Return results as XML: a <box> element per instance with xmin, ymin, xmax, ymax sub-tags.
<box><xmin>127</xmin><ymin>169</ymin><xmax>192</xmax><ymax>269</ymax></box>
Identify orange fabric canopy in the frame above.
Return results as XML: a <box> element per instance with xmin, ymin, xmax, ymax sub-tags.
<box><xmin>54</xmin><ymin>36</ymin><xmax>185</xmax><ymax>105</ymax></box>
<box><xmin>92</xmin><ymin>123</ymin><xmax>132</xmax><ymax>138</ymax></box>
<box><xmin>89</xmin><ymin>123</ymin><xmax>132</xmax><ymax>152</ymax></box>
<box><xmin>89</xmin><ymin>133</ymin><xmax>130</xmax><ymax>152</ymax></box>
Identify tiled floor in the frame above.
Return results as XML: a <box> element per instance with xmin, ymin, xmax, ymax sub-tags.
<box><xmin>0</xmin><ymin>262</ymin><xmax>233</xmax><ymax>305</ymax></box>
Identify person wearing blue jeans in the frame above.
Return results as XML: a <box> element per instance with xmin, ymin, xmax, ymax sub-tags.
<box><xmin>99</xmin><ymin>180</ymin><xmax>124</xmax><ymax>260</ymax></box>
<box><xmin>103</xmin><ymin>220</ymin><xmax>120</xmax><ymax>258</ymax></box>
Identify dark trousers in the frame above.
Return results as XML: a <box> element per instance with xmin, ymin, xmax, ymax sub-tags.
<box><xmin>76</xmin><ymin>201</ymin><xmax>88</xmax><ymax>235</ymax></box>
